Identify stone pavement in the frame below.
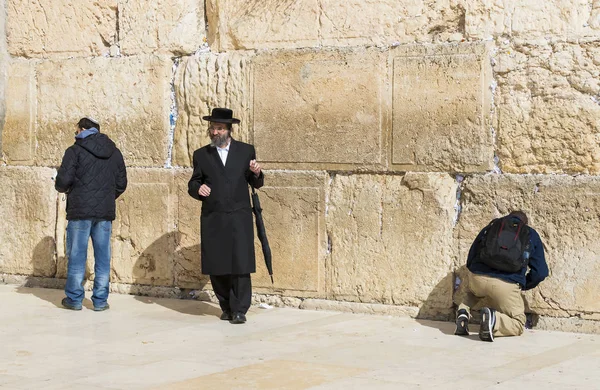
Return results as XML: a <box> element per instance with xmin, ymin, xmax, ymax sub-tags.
<box><xmin>1</xmin><ymin>284</ymin><xmax>599</xmax><ymax>390</ymax></box>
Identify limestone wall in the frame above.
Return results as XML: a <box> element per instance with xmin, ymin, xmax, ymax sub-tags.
<box><xmin>1</xmin><ymin>0</ymin><xmax>600</xmax><ymax>332</ymax></box>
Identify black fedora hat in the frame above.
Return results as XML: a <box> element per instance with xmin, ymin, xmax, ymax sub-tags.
<box><xmin>202</xmin><ymin>108</ymin><xmax>240</xmax><ymax>124</ymax></box>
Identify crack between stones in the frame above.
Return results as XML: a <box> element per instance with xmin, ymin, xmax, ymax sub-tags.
<box><xmin>379</xmin><ymin>176</ymin><xmax>384</xmax><ymax>239</ymax></box>
<box><xmin>317</xmin><ymin>0</ymin><xmax>324</xmax><ymax>46</ymax></box>
<box><xmin>453</xmin><ymin>174</ymin><xmax>464</xmax><ymax>227</ymax></box>
<box><xmin>115</xmin><ymin>2</ymin><xmax>120</xmax><ymax>44</ymax></box>
<box><xmin>538</xmin><ymin>290</ymin><xmax>572</xmax><ymax>317</ymax></box>
<box><xmin>165</xmin><ymin>58</ymin><xmax>180</xmax><ymax>168</ymax></box>
<box><xmin>489</xmin><ymin>45</ymin><xmax>502</xmax><ymax>174</ymax></box>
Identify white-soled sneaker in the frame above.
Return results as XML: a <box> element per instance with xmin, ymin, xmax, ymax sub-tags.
<box><xmin>455</xmin><ymin>309</ymin><xmax>470</xmax><ymax>336</ymax></box>
<box><xmin>479</xmin><ymin>307</ymin><xmax>496</xmax><ymax>342</ymax></box>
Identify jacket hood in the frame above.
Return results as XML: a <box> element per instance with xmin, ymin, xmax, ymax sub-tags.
<box><xmin>76</xmin><ymin>133</ymin><xmax>116</xmax><ymax>159</ymax></box>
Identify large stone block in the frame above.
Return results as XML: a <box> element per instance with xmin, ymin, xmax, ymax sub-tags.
<box><xmin>119</xmin><ymin>0</ymin><xmax>205</xmax><ymax>55</ymax></box>
<box><xmin>252</xmin><ymin>171</ymin><xmax>328</xmax><ymax>294</ymax></box>
<box><xmin>458</xmin><ymin>174</ymin><xmax>600</xmax><ymax>315</ymax></box>
<box><xmin>252</xmin><ymin>49</ymin><xmax>385</xmax><ymax>170</ymax></box>
<box><xmin>112</xmin><ymin>169</ymin><xmax>176</xmax><ymax>286</ymax></box>
<box><xmin>54</xmin><ymin>169</ymin><xmax>177</xmax><ymax>285</ymax></box>
<box><xmin>319</xmin><ymin>0</ymin><xmax>466</xmax><ymax>47</ymax></box>
<box><xmin>496</xmin><ymin>41</ymin><xmax>600</xmax><ymax>174</ymax></box>
<box><xmin>466</xmin><ymin>0</ymin><xmax>600</xmax><ymax>40</ymax></box>
<box><xmin>0</xmin><ymin>0</ymin><xmax>6</xmax><ymax>154</ymax></box>
<box><xmin>173</xmin><ymin>169</ymin><xmax>327</xmax><ymax>294</ymax></box>
<box><xmin>391</xmin><ymin>44</ymin><xmax>493</xmax><ymax>172</ymax></box>
<box><xmin>206</xmin><ymin>0</ymin><xmax>466</xmax><ymax>51</ymax></box>
<box><xmin>6</xmin><ymin>0</ymin><xmax>117</xmax><ymax>58</ymax></box>
<box><xmin>206</xmin><ymin>0</ymin><xmax>320</xmax><ymax>51</ymax></box>
<box><xmin>2</xmin><ymin>60</ymin><xmax>35</xmax><ymax>164</ymax></box>
<box><xmin>0</xmin><ymin>167</ymin><xmax>57</xmax><ymax>277</ymax></box>
<box><xmin>173</xmin><ymin>53</ymin><xmax>252</xmax><ymax>167</ymax></box>
<box><xmin>327</xmin><ymin>173</ymin><xmax>457</xmax><ymax>317</ymax></box>
<box><xmin>35</xmin><ymin>56</ymin><xmax>172</xmax><ymax>167</ymax></box>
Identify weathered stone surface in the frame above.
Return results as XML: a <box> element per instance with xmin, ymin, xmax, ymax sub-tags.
<box><xmin>35</xmin><ymin>56</ymin><xmax>172</xmax><ymax>167</ymax></box>
<box><xmin>459</xmin><ymin>174</ymin><xmax>600</xmax><ymax>315</ymax></box>
<box><xmin>495</xmin><ymin>41</ymin><xmax>600</xmax><ymax>173</ymax></box>
<box><xmin>252</xmin><ymin>171</ymin><xmax>328</xmax><ymax>294</ymax></box>
<box><xmin>119</xmin><ymin>0</ymin><xmax>205</xmax><ymax>55</ymax></box>
<box><xmin>592</xmin><ymin>0</ymin><xmax>600</xmax><ymax>29</ymax></box>
<box><xmin>465</xmin><ymin>0</ymin><xmax>600</xmax><ymax>40</ymax></box>
<box><xmin>0</xmin><ymin>0</ymin><xmax>7</xmax><ymax>154</ymax></box>
<box><xmin>391</xmin><ymin>44</ymin><xmax>493</xmax><ymax>172</ymax></box>
<box><xmin>253</xmin><ymin>294</ymin><xmax>303</xmax><ymax>308</ymax></box>
<box><xmin>300</xmin><ymin>299</ymin><xmax>420</xmax><ymax>318</ymax></box>
<box><xmin>173</xmin><ymin>168</ymin><xmax>205</xmax><ymax>289</ymax></box>
<box><xmin>112</xmin><ymin>169</ymin><xmax>176</xmax><ymax>286</ymax></box>
<box><xmin>173</xmin><ymin>53</ymin><xmax>252</xmax><ymax>167</ymax></box>
<box><xmin>536</xmin><ymin>317</ymin><xmax>600</xmax><ymax>334</ymax></box>
<box><xmin>327</xmin><ymin>173</ymin><xmax>457</xmax><ymax>316</ymax></box>
<box><xmin>252</xmin><ymin>49</ymin><xmax>385</xmax><ymax>170</ymax></box>
<box><xmin>6</xmin><ymin>0</ymin><xmax>117</xmax><ymax>58</ymax></box>
<box><xmin>206</xmin><ymin>0</ymin><xmax>319</xmax><ymax>51</ymax></box>
<box><xmin>2</xmin><ymin>60</ymin><xmax>35</xmax><ymax>164</ymax></box>
<box><xmin>0</xmin><ymin>167</ymin><xmax>57</xmax><ymax>277</ymax></box>
<box><xmin>319</xmin><ymin>0</ymin><xmax>466</xmax><ymax>47</ymax></box>
<box><xmin>207</xmin><ymin>0</ymin><xmax>466</xmax><ymax>51</ymax></box>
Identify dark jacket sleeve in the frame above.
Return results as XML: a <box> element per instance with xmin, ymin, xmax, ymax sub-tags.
<box><xmin>115</xmin><ymin>149</ymin><xmax>127</xmax><ymax>199</ymax></box>
<box><xmin>188</xmin><ymin>151</ymin><xmax>206</xmax><ymax>201</ymax></box>
<box><xmin>246</xmin><ymin>146</ymin><xmax>264</xmax><ymax>189</ymax></box>
<box><xmin>55</xmin><ymin>147</ymin><xmax>77</xmax><ymax>193</ymax></box>
<box><xmin>466</xmin><ymin>226</ymin><xmax>487</xmax><ymax>269</ymax></box>
<box><xmin>523</xmin><ymin>229</ymin><xmax>549</xmax><ymax>290</ymax></box>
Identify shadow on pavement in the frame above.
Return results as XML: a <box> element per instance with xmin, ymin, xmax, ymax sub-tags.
<box><xmin>134</xmin><ymin>295</ymin><xmax>222</xmax><ymax>317</ymax></box>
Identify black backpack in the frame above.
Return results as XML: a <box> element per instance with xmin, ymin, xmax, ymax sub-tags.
<box><xmin>477</xmin><ymin>216</ymin><xmax>530</xmax><ymax>273</ymax></box>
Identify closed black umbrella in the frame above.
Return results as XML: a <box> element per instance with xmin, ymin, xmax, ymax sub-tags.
<box><xmin>251</xmin><ymin>186</ymin><xmax>273</xmax><ymax>284</ymax></box>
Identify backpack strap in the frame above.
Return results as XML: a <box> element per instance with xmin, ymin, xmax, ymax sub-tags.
<box><xmin>514</xmin><ymin>221</ymin><xmax>523</xmax><ymax>241</ymax></box>
<box><xmin>497</xmin><ymin>217</ymin><xmax>506</xmax><ymax>238</ymax></box>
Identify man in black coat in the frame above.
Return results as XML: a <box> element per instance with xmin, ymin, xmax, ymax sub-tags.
<box><xmin>188</xmin><ymin>108</ymin><xmax>264</xmax><ymax>324</ymax></box>
<box><xmin>55</xmin><ymin>117</ymin><xmax>127</xmax><ymax>311</ymax></box>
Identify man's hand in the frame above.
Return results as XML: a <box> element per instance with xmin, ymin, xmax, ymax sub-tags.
<box><xmin>198</xmin><ymin>184</ymin><xmax>211</xmax><ymax>197</ymax></box>
<box><xmin>249</xmin><ymin>159</ymin><xmax>261</xmax><ymax>176</ymax></box>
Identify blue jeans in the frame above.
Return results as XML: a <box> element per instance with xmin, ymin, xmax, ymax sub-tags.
<box><xmin>64</xmin><ymin>220</ymin><xmax>112</xmax><ymax>309</ymax></box>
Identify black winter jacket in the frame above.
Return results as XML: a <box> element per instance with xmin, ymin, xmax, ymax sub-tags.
<box><xmin>55</xmin><ymin>133</ymin><xmax>127</xmax><ymax>221</ymax></box>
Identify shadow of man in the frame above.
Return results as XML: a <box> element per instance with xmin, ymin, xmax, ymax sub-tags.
<box><xmin>415</xmin><ymin>269</ymin><xmax>489</xmax><ymax>342</ymax></box>
<box><xmin>15</xmin><ymin>236</ymin><xmax>64</xmax><ymax>308</ymax></box>
<box><xmin>413</xmin><ymin>271</ymin><xmax>471</xmax><ymax>337</ymax></box>
<box><xmin>131</xmin><ymin>232</ymin><xmax>219</xmax><ymax>318</ymax></box>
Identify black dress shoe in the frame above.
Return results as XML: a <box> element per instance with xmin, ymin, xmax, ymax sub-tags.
<box><xmin>231</xmin><ymin>312</ymin><xmax>246</xmax><ymax>324</ymax></box>
<box><xmin>220</xmin><ymin>311</ymin><xmax>232</xmax><ymax>321</ymax></box>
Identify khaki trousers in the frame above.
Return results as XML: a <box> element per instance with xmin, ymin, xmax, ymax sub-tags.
<box><xmin>454</xmin><ymin>271</ymin><xmax>526</xmax><ymax>337</ymax></box>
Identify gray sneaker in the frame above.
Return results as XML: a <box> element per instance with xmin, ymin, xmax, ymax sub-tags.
<box><xmin>455</xmin><ymin>309</ymin><xmax>470</xmax><ymax>336</ymax></box>
<box><xmin>61</xmin><ymin>298</ymin><xmax>82</xmax><ymax>311</ymax></box>
<box><xmin>479</xmin><ymin>307</ymin><xmax>496</xmax><ymax>342</ymax></box>
<box><xmin>93</xmin><ymin>304</ymin><xmax>110</xmax><ymax>312</ymax></box>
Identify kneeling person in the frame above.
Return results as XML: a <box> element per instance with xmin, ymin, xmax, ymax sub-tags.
<box><xmin>454</xmin><ymin>211</ymin><xmax>548</xmax><ymax>341</ymax></box>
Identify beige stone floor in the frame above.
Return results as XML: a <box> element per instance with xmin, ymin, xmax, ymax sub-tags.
<box><xmin>1</xmin><ymin>284</ymin><xmax>599</xmax><ymax>390</ymax></box>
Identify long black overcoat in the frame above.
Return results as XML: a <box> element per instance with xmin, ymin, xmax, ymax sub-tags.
<box><xmin>188</xmin><ymin>139</ymin><xmax>264</xmax><ymax>275</ymax></box>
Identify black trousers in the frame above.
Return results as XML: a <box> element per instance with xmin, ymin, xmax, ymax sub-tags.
<box><xmin>210</xmin><ymin>274</ymin><xmax>252</xmax><ymax>314</ymax></box>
